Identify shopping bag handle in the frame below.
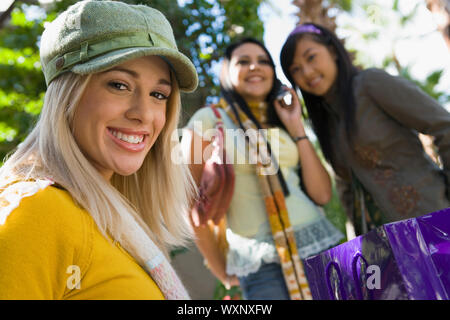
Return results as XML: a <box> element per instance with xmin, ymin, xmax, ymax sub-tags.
<box><xmin>352</xmin><ymin>252</ymin><xmax>373</xmax><ymax>300</ymax></box>
<box><xmin>325</xmin><ymin>261</ymin><xmax>347</xmax><ymax>300</ymax></box>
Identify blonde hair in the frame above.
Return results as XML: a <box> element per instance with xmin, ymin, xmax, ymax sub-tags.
<box><xmin>0</xmin><ymin>71</ymin><xmax>195</xmax><ymax>259</ymax></box>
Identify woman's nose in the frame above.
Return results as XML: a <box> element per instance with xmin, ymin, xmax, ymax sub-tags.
<box><xmin>249</xmin><ymin>61</ymin><xmax>258</xmax><ymax>70</ymax></box>
<box><xmin>302</xmin><ymin>64</ymin><xmax>314</xmax><ymax>77</ymax></box>
<box><xmin>125</xmin><ymin>93</ymin><xmax>152</xmax><ymax>123</ymax></box>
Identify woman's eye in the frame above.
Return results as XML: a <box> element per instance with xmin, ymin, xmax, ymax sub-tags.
<box><xmin>151</xmin><ymin>92</ymin><xmax>169</xmax><ymax>100</ymax></box>
<box><xmin>237</xmin><ymin>60</ymin><xmax>250</xmax><ymax>65</ymax></box>
<box><xmin>108</xmin><ymin>81</ymin><xmax>128</xmax><ymax>91</ymax></box>
<box><xmin>307</xmin><ymin>54</ymin><xmax>315</xmax><ymax>62</ymax></box>
<box><xmin>259</xmin><ymin>59</ymin><xmax>271</xmax><ymax>65</ymax></box>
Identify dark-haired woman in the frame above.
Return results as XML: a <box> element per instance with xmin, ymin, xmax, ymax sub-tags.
<box><xmin>280</xmin><ymin>23</ymin><xmax>450</xmax><ymax>236</ymax></box>
<box><xmin>182</xmin><ymin>38</ymin><xmax>344</xmax><ymax>300</ymax></box>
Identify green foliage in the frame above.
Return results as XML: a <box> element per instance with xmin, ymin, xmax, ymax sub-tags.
<box><xmin>323</xmin><ymin>182</ymin><xmax>347</xmax><ymax>237</ymax></box>
<box><xmin>221</xmin><ymin>0</ymin><xmax>264</xmax><ymax>40</ymax></box>
<box><xmin>213</xmin><ymin>280</ymin><xmax>242</xmax><ymax>300</ymax></box>
<box><xmin>0</xmin><ymin>2</ymin><xmax>49</xmax><ymax>161</ymax></box>
<box><xmin>334</xmin><ymin>0</ymin><xmax>353</xmax><ymax>12</ymax></box>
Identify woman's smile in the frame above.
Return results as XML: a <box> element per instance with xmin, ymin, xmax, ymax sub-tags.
<box><xmin>245</xmin><ymin>75</ymin><xmax>265</xmax><ymax>83</ymax></box>
<box><xmin>106</xmin><ymin>127</ymin><xmax>148</xmax><ymax>152</ymax></box>
<box><xmin>307</xmin><ymin>75</ymin><xmax>323</xmax><ymax>89</ymax></box>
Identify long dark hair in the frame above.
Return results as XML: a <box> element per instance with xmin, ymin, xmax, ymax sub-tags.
<box><xmin>219</xmin><ymin>37</ymin><xmax>289</xmax><ymax>195</ymax></box>
<box><xmin>280</xmin><ymin>23</ymin><xmax>358</xmax><ymax>172</ymax></box>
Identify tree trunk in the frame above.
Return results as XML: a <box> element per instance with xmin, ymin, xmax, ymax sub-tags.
<box><xmin>292</xmin><ymin>0</ymin><xmax>337</xmax><ymax>32</ymax></box>
<box><xmin>0</xmin><ymin>0</ymin><xmax>16</xmax><ymax>28</ymax></box>
<box><xmin>426</xmin><ymin>0</ymin><xmax>450</xmax><ymax>50</ymax></box>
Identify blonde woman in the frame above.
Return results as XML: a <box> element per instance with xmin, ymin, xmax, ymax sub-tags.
<box><xmin>0</xmin><ymin>1</ymin><xmax>197</xmax><ymax>299</ymax></box>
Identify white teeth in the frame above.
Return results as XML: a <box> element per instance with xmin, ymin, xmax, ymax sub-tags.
<box><xmin>110</xmin><ymin>129</ymin><xmax>144</xmax><ymax>144</ymax></box>
<box><xmin>247</xmin><ymin>76</ymin><xmax>263</xmax><ymax>82</ymax></box>
<box><xmin>309</xmin><ymin>77</ymin><xmax>321</xmax><ymax>87</ymax></box>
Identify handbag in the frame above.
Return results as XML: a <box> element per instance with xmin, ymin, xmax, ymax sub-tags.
<box><xmin>191</xmin><ymin>105</ymin><xmax>235</xmax><ymax>227</ymax></box>
<box><xmin>304</xmin><ymin>207</ymin><xmax>450</xmax><ymax>300</ymax></box>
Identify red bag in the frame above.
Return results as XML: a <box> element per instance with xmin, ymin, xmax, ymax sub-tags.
<box><xmin>191</xmin><ymin>106</ymin><xmax>235</xmax><ymax>227</ymax></box>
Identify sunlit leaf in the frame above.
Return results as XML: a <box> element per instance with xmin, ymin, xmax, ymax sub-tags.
<box><xmin>426</xmin><ymin>70</ymin><xmax>444</xmax><ymax>86</ymax></box>
<box><xmin>392</xmin><ymin>0</ymin><xmax>399</xmax><ymax>11</ymax></box>
<box><xmin>0</xmin><ymin>122</ymin><xmax>17</xmax><ymax>142</ymax></box>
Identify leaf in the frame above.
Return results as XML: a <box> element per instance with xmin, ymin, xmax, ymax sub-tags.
<box><xmin>10</xmin><ymin>9</ymin><xmax>30</xmax><ymax>27</ymax></box>
<box><xmin>0</xmin><ymin>122</ymin><xmax>17</xmax><ymax>142</ymax></box>
<box><xmin>426</xmin><ymin>70</ymin><xmax>444</xmax><ymax>86</ymax></box>
<box><xmin>400</xmin><ymin>3</ymin><xmax>420</xmax><ymax>26</ymax></box>
<box><xmin>337</xmin><ymin>0</ymin><xmax>353</xmax><ymax>12</ymax></box>
<box><xmin>392</xmin><ymin>0</ymin><xmax>399</xmax><ymax>11</ymax></box>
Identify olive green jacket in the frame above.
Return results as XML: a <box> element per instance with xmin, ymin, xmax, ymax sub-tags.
<box><xmin>327</xmin><ymin>68</ymin><xmax>450</xmax><ymax>230</ymax></box>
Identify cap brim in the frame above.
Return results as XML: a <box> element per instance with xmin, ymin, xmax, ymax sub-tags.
<box><xmin>71</xmin><ymin>47</ymin><xmax>198</xmax><ymax>92</ymax></box>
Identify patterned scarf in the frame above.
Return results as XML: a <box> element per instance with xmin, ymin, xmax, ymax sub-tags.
<box><xmin>247</xmin><ymin>101</ymin><xmax>269</xmax><ymax>124</ymax></box>
<box><xmin>216</xmin><ymin>98</ymin><xmax>312</xmax><ymax>300</ymax></box>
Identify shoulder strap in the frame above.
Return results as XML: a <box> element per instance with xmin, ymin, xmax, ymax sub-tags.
<box><xmin>210</xmin><ymin>105</ymin><xmax>222</xmax><ymax>120</ymax></box>
<box><xmin>210</xmin><ymin>105</ymin><xmax>225</xmax><ymax>136</ymax></box>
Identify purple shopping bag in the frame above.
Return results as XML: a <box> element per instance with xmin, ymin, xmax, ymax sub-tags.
<box><xmin>304</xmin><ymin>208</ymin><xmax>450</xmax><ymax>300</ymax></box>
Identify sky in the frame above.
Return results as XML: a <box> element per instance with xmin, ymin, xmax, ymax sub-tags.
<box><xmin>259</xmin><ymin>0</ymin><xmax>298</xmax><ymax>84</ymax></box>
<box><xmin>1</xmin><ymin>0</ymin><xmax>449</xmax><ymax>105</ymax></box>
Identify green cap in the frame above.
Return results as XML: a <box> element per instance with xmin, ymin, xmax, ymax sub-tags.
<box><xmin>40</xmin><ymin>0</ymin><xmax>198</xmax><ymax>92</ymax></box>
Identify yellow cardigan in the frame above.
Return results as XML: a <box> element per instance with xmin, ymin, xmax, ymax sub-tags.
<box><xmin>0</xmin><ymin>184</ymin><xmax>164</xmax><ymax>300</ymax></box>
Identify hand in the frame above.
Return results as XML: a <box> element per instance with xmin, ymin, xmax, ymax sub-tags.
<box><xmin>273</xmin><ymin>87</ymin><xmax>306</xmax><ymax>137</ymax></box>
<box><xmin>222</xmin><ymin>274</ymin><xmax>240</xmax><ymax>290</ymax></box>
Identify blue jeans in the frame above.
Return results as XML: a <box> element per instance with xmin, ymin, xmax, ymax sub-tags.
<box><xmin>238</xmin><ymin>262</ymin><xmax>290</xmax><ymax>300</ymax></box>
